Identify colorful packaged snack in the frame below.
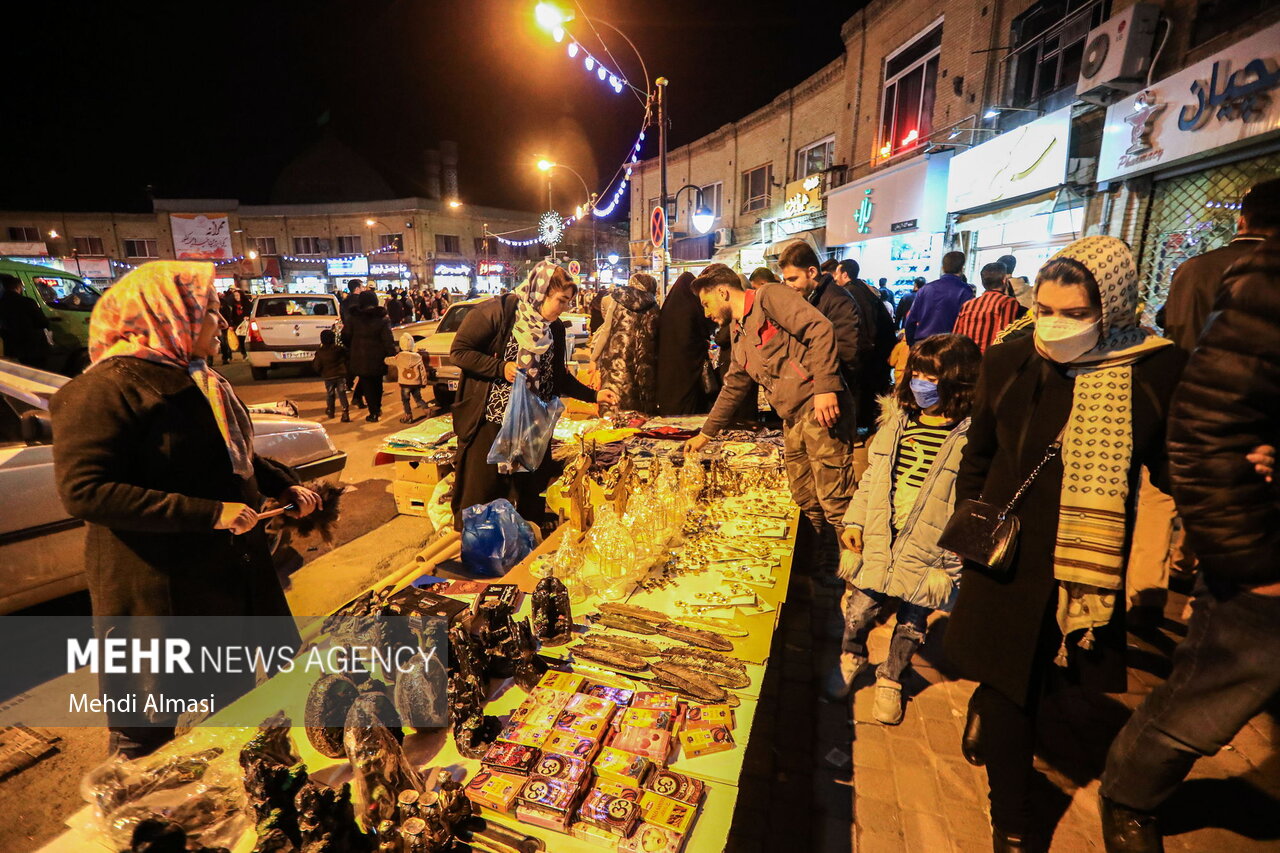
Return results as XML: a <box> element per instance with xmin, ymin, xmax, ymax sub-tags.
<box><xmin>543</xmin><ymin>730</ymin><xmax>600</xmax><ymax>761</ymax></box>
<box><xmin>497</xmin><ymin>723</ymin><xmax>552</xmax><ymax>748</ymax></box>
<box><xmin>677</xmin><ymin>724</ymin><xmax>734</xmax><ymax>758</ymax></box>
<box><xmin>464</xmin><ymin>769</ymin><xmax>523</xmax><ymax>813</ymax></box>
<box><xmin>611</xmin><ymin>726</ymin><xmax>673</xmax><ymax>764</ymax></box>
<box><xmin>526</xmin><ymin>686</ymin><xmax>575</xmax><ymax>710</ymax></box>
<box><xmin>617</xmin><ymin>822</ymin><xmax>688</xmax><ymax>853</ymax></box>
<box><xmin>537</xmin><ymin>671</ymin><xmax>585</xmax><ymax>694</ymax></box>
<box><xmin>554</xmin><ymin>710</ymin><xmax>609</xmax><ymax>740</ymax></box>
<box><xmin>682</xmin><ymin>704</ymin><xmax>735</xmax><ymax>730</ymax></box>
<box><xmin>577</xmin><ymin>786</ymin><xmax>642</xmax><ymax>837</ymax></box>
<box><xmin>529</xmin><ymin>752</ymin><xmax>590</xmax><ymax>786</ymax></box>
<box><xmin>584</xmin><ymin>683</ymin><xmax>635</xmax><ymax>706</ymax></box>
<box><xmin>639</xmin><ymin>791</ymin><xmax>697</xmax><ymax>835</ymax></box>
<box><xmin>480</xmin><ymin>741</ymin><xmax>542</xmax><ymax>776</ymax></box>
<box><xmin>631</xmin><ymin>691</ymin><xmax>680</xmax><ymax>713</ymax></box>
<box><xmin>514</xmin><ymin>776</ymin><xmax>581</xmax><ymax>832</ymax></box>
<box><xmin>564</xmin><ymin>692</ymin><xmax>619</xmax><ymax>720</ymax></box>
<box><xmin>620</xmin><ymin>707</ymin><xmax>676</xmax><ymax>731</ymax></box>
<box><xmin>593</xmin><ymin>745</ymin><xmax>653</xmax><ymax>786</ymax></box>
<box><xmin>591</xmin><ymin>778</ymin><xmax>644</xmax><ymax>802</ymax></box>
<box><xmin>508</xmin><ymin>703</ymin><xmax>562</xmax><ymax>729</ymax></box>
<box><xmin>643</xmin><ymin>769</ymin><xmax>705</xmax><ymax>806</ymax></box>
<box><xmin>571</xmin><ymin>820</ymin><xmax>622</xmax><ymax>847</ymax></box>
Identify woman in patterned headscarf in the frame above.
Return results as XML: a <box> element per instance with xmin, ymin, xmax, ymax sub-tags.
<box><xmin>50</xmin><ymin>261</ymin><xmax>319</xmax><ymax>758</ymax></box>
<box><xmin>450</xmin><ymin>261</ymin><xmax>617</xmax><ymax>528</ymax></box>
<box><xmin>941</xmin><ymin>237</ymin><xmax>1185</xmax><ymax>849</ymax></box>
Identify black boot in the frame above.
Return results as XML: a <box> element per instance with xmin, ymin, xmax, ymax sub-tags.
<box><xmin>962</xmin><ymin>693</ymin><xmax>984</xmax><ymax>767</ymax></box>
<box><xmin>1100</xmin><ymin>796</ymin><xmax>1164</xmax><ymax>853</ymax></box>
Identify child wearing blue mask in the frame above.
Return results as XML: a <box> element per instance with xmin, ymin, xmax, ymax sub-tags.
<box><xmin>826</xmin><ymin>333</ymin><xmax>982</xmax><ymax>724</ymax></box>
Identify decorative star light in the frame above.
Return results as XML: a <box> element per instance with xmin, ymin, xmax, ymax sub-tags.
<box><xmin>539</xmin><ymin>211</ymin><xmax>565</xmax><ymax>247</ymax></box>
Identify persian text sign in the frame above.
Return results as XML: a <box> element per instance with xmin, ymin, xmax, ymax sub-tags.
<box><xmin>782</xmin><ymin>173</ymin><xmax>824</xmax><ymax>218</ymax></box>
<box><xmin>170</xmin><ymin>213</ymin><xmax>233</xmax><ymax>260</ymax></box>
<box><xmin>946</xmin><ymin>108</ymin><xmax>1071</xmax><ymax>212</ymax></box>
<box><xmin>1098</xmin><ymin>21</ymin><xmax>1280</xmax><ymax>181</ymax></box>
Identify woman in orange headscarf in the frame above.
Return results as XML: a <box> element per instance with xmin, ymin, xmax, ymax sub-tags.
<box><xmin>50</xmin><ymin>261</ymin><xmax>320</xmax><ymax>757</ymax></box>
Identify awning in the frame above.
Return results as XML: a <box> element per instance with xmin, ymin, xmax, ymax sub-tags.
<box><xmin>953</xmin><ymin>190</ymin><xmax>1062</xmax><ymax>232</ymax></box>
<box><xmin>765</xmin><ymin>228</ymin><xmax>825</xmax><ymax>259</ymax></box>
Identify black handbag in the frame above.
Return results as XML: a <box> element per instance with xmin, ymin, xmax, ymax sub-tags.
<box><xmin>699</xmin><ymin>359</ymin><xmax>722</xmax><ymax>396</ymax></box>
<box><xmin>939</xmin><ymin>426</ymin><xmax>1065</xmax><ymax>577</ymax></box>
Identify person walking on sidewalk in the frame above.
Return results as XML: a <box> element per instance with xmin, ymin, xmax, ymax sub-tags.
<box><xmin>904</xmin><ymin>251</ymin><xmax>974</xmax><ymax>345</ymax></box>
<box><xmin>310</xmin><ymin>328</ymin><xmax>350</xmax><ymax>421</ymax></box>
<box><xmin>341</xmin><ymin>279</ymin><xmax>367</xmax><ymax>409</ymax></box>
<box><xmin>943</xmin><ymin>237</ymin><xmax>1185</xmax><ymax>852</ymax></box>
<box><xmin>953</xmin><ymin>262</ymin><xmax>1023</xmax><ymax>353</ymax></box>
<box><xmin>685</xmin><ymin>264</ymin><xmax>854</xmax><ymax>586</ymax></box>
<box><xmin>388</xmin><ymin>332</ymin><xmax>429</xmax><ymax>423</ymax></box>
<box><xmin>1097</xmin><ymin>236</ymin><xmax>1280</xmax><ymax>853</ymax></box>
<box><xmin>826</xmin><ymin>333</ymin><xmax>981</xmax><ymax>723</ymax></box>
<box><xmin>344</xmin><ymin>289</ymin><xmax>395</xmax><ymax>422</ymax></box>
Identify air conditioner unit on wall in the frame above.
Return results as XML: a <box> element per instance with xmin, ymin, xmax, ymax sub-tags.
<box><xmin>714</xmin><ymin>228</ymin><xmax>733</xmax><ymax>247</ymax></box>
<box><xmin>1076</xmin><ymin>3</ymin><xmax>1161</xmax><ymax>106</ymax></box>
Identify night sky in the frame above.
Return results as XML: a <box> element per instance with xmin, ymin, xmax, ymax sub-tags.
<box><xmin>4</xmin><ymin>0</ymin><xmax>854</xmax><ymax>215</ymax></box>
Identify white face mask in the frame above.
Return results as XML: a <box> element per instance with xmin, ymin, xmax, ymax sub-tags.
<box><xmin>1035</xmin><ymin>315</ymin><xmax>1101</xmax><ymax>363</ymax></box>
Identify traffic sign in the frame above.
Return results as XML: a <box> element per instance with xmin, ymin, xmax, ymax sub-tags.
<box><xmin>567</xmin><ymin>260</ymin><xmax>581</xmax><ymax>276</ymax></box>
<box><xmin>650</xmin><ymin>205</ymin><xmax>667</xmax><ymax>249</ymax></box>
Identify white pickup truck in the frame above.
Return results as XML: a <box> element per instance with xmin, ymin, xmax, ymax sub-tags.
<box><xmin>0</xmin><ymin>360</ymin><xmax>347</xmax><ymax>614</ymax></box>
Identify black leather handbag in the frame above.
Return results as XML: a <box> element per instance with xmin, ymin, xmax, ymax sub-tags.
<box><xmin>939</xmin><ymin>427</ymin><xmax>1065</xmax><ymax>577</ymax></box>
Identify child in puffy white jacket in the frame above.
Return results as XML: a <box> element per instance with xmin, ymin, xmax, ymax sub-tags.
<box><xmin>827</xmin><ymin>333</ymin><xmax>982</xmax><ymax>725</ymax></box>
<box><xmin>386</xmin><ymin>332</ymin><xmax>429</xmax><ymax>423</ymax></box>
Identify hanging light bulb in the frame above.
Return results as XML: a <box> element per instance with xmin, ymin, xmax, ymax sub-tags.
<box><xmin>567</xmin><ymin>41</ymin><xmax>578</xmax><ymax>58</ymax></box>
<box><xmin>597</xmin><ymin>66</ymin><xmax>607</xmax><ymax>80</ymax></box>
<box><xmin>609</xmin><ymin>75</ymin><xmax>619</xmax><ymax>89</ymax></box>
<box><xmin>585</xmin><ymin>56</ymin><xmax>594</xmax><ymax>71</ymax></box>
<box><xmin>552</xmin><ymin>26</ymin><xmax>565</xmax><ymax>42</ymax></box>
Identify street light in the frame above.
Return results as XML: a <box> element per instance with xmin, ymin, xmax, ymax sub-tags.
<box><xmin>534</xmin><ymin>2</ymin><xmax>572</xmax><ymax>31</ymax></box>
<box><xmin>672</xmin><ymin>184</ymin><xmax>714</xmax><ymax>235</ymax></box>
<box><xmin>448</xmin><ymin>199</ymin><xmax>462</xmax><ymax>209</ymax></box>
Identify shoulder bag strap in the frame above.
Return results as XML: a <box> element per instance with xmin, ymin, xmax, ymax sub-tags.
<box><xmin>997</xmin><ymin>422</ymin><xmax>1068</xmax><ymax>521</ymax></box>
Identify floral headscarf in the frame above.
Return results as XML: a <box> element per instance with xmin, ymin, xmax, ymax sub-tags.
<box><xmin>90</xmin><ymin>261</ymin><xmax>255</xmax><ymax>479</ymax></box>
<box><xmin>511</xmin><ymin>260</ymin><xmax>568</xmax><ymax>379</ymax></box>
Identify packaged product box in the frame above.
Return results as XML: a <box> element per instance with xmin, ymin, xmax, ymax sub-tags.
<box><xmin>529</xmin><ymin>752</ymin><xmax>590</xmax><ymax>786</ymax></box>
<box><xmin>638</xmin><ymin>791</ymin><xmax>697</xmax><ymax>836</ymax></box>
<box><xmin>682</xmin><ymin>704</ymin><xmax>735</xmax><ymax>730</ymax></box>
<box><xmin>643</xmin><ymin>769</ymin><xmax>705</xmax><ymax>806</ymax></box>
<box><xmin>537</xmin><ymin>671</ymin><xmax>586</xmax><ymax>694</ymax></box>
<box><xmin>508</xmin><ymin>703</ymin><xmax>563</xmax><ymax>729</ymax></box>
<box><xmin>677</xmin><ymin>724</ymin><xmax>735</xmax><ymax>758</ymax></box>
<box><xmin>577</xmin><ymin>786</ymin><xmax>642</xmax><ymax>837</ymax></box>
<box><xmin>514</xmin><ymin>775</ymin><xmax>582</xmax><ymax>832</ymax></box>
<box><xmin>464</xmin><ymin>769</ymin><xmax>523</xmax><ymax>813</ymax></box>
<box><xmin>497</xmin><ymin>723</ymin><xmax>552</xmax><ymax>749</ymax></box>
<box><xmin>526</xmin><ymin>687</ymin><xmax>575</xmax><ymax>712</ymax></box>
<box><xmin>631</xmin><ymin>691</ymin><xmax>680</xmax><ymax>713</ymax></box>
<box><xmin>620</xmin><ymin>707</ymin><xmax>675</xmax><ymax>731</ymax></box>
<box><xmin>612</xmin><ymin>726</ymin><xmax>673</xmax><ymax>765</ymax></box>
<box><xmin>617</xmin><ymin>822</ymin><xmax>688</xmax><ymax>853</ymax></box>
<box><xmin>480</xmin><ymin>741</ymin><xmax>542</xmax><ymax>776</ymax></box>
<box><xmin>571</xmin><ymin>820</ymin><xmax>623</xmax><ymax>847</ymax></box>
<box><xmin>584</xmin><ymin>683</ymin><xmax>635</xmax><ymax>706</ymax></box>
<box><xmin>543</xmin><ymin>730</ymin><xmax>600</xmax><ymax>761</ymax></box>
<box><xmin>593</xmin><ymin>745</ymin><xmax>653</xmax><ymax>787</ymax></box>
<box><xmin>591</xmin><ymin>778</ymin><xmax>644</xmax><ymax>802</ymax></box>
<box><xmin>554</xmin><ymin>710</ymin><xmax>609</xmax><ymax>740</ymax></box>
<box><xmin>564</xmin><ymin>692</ymin><xmax>619</xmax><ymax>721</ymax></box>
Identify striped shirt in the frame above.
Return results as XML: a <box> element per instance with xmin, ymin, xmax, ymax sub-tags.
<box><xmin>993</xmin><ymin>312</ymin><xmax>1036</xmax><ymax>346</ymax></box>
<box><xmin>892</xmin><ymin>414</ymin><xmax>954</xmax><ymax>530</ymax></box>
<box><xmin>952</xmin><ymin>291</ymin><xmax>1022</xmax><ymax>353</ymax></box>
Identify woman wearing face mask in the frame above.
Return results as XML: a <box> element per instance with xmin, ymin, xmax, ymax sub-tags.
<box><xmin>450</xmin><ymin>261</ymin><xmax>618</xmax><ymax>528</ymax></box>
<box><xmin>827</xmin><ymin>334</ymin><xmax>981</xmax><ymax>725</ymax></box>
<box><xmin>942</xmin><ymin>236</ymin><xmax>1186</xmax><ymax>851</ymax></box>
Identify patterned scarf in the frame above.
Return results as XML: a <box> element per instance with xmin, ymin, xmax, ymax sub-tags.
<box><xmin>89</xmin><ymin>261</ymin><xmax>255</xmax><ymax>479</ymax></box>
<box><xmin>1039</xmin><ymin>236</ymin><xmax>1171</xmax><ymax>663</ymax></box>
<box><xmin>510</xmin><ymin>260</ymin><xmax>564</xmax><ymax>380</ymax></box>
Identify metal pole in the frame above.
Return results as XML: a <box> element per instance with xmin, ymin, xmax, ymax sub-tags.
<box><xmin>590</xmin><ymin>193</ymin><xmax>597</xmax><ymax>283</ymax></box>
<box><xmin>657</xmin><ymin>77</ymin><xmax>669</xmax><ymax>297</ymax></box>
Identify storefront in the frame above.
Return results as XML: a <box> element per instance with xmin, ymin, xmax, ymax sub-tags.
<box><xmin>827</xmin><ymin>152</ymin><xmax>951</xmax><ymax>295</ymax></box>
<box><xmin>433</xmin><ymin>262</ymin><xmax>473</xmax><ymax>294</ymax></box>
<box><xmin>763</xmin><ymin>173</ymin><xmax>829</xmax><ymax>266</ymax></box>
<box><xmin>369</xmin><ymin>261</ymin><xmax>413</xmax><ymax>291</ymax></box>
<box><xmin>1096</xmin><ymin>20</ymin><xmax>1280</xmax><ymax>308</ymax></box>
<box><xmin>670</xmin><ymin>233</ymin><xmax>716</xmax><ymax>280</ymax></box>
<box><xmin>280</xmin><ymin>259</ymin><xmax>329</xmax><ymax>293</ymax></box>
<box><xmin>945</xmin><ymin>107</ymin><xmax>1078</xmax><ymax>281</ymax></box>
<box><xmin>475</xmin><ymin>260</ymin><xmax>509</xmax><ymax>293</ymax></box>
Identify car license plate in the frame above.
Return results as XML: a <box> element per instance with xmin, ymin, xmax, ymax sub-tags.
<box><xmin>447</xmin><ymin>380</ymin><xmax>459</xmax><ymax>390</ymax></box>
<box><xmin>279</xmin><ymin>350</ymin><xmax>311</xmax><ymax>360</ymax></box>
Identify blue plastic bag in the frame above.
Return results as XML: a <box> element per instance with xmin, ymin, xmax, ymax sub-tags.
<box><xmin>487</xmin><ymin>371</ymin><xmax>565</xmax><ymax>474</ymax></box>
<box><xmin>461</xmin><ymin>499</ymin><xmax>537</xmax><ymax>577</ymax></box>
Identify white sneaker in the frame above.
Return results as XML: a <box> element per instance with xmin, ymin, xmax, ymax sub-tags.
<box><xmin>823</xmin><ymin>653</ymin><xmax>867</xmax><ymax>701</ymax></box>
<box><xmin>872</xmin><ymin>677</ymin><xmax>904</xmax><ymax>725</ymax></box>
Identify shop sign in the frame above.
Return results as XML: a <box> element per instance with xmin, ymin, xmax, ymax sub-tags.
<box><xmin>326</xmin><ymin>256</ymin><xmax>368</xmax><ymax>277</ymax></box>
<box><xmin>370</xmin><ymin>262</ymin><xmax>409</xmax><ymax>276</ymax></box>
<box><xmin>59</xmin><ymin>257</ymin><xmax>112</xmax><ymax>279</ymax></box>
<box><xmin>169</xmin><ymin>213</ymin><xmax>233</xmax><ymax>260</ymax></box>
<box><xmin>434</xmin><ymin>263</ymin><xmax>472</xmax><ymax>276</ymax></box>
<box><xmin>477</xmin><ymin>260</ymin><xmax>506</xmax><ymax>275</ymax></box>
<box><xmin>827</xmin><ymin>153</ymin><xmax>951</xmax><ymax>245</ymax></box>
<box><xmin>946</xmin><ymin>108</ymin><xmax>1071</xmax><ymax>212</ymax></box>
<box><xmin>782</xmin><ymin>173</ymin><xmax>824</xmax><ymax>218</ymax></box>
<box><xmin>1098</xmin><ymin>21</ymin><xmax>1280</xmax><ymax>182</ymax></box>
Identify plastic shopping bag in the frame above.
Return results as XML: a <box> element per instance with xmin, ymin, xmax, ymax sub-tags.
<box><xmin>487</xmin><ymin>371</ymin><xmax>565</xmax><ymax>474</ymax></box>
<box><xmin>461</xmin><ymin>498</ymin><xmax>537</xmax><ymax>577</ymax></box>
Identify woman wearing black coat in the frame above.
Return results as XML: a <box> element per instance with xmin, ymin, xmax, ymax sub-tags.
<box><xmin>50</xmin><ymin>261</ymin><xmax>320</xmax><ymax>757</ymax></box>
<box><xmin>450</xmin><ymin>262</ymin><xmax>616</xmax><ymax>527</ymax></box>
<box><xmin>943</xmin><ymin>237</ymin><xmax>1185</xmax><ymax>850</ymax></box>
<box><xmin>343</xmin><ymin>289</ymin><xmax>396</xmax><ymax>422</ymax></box>
<box><xmin>655</xmin><ymin>271</ymin><xmax>715</xmax><ymax>416</ymax></box>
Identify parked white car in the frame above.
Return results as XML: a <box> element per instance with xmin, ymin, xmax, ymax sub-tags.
<box><xmin>244</xmin><ymin>293</ymin><xmax>341</xmax><ymax>380</ymax></box>
<box><xmin>0</xmin><ymin>360</ymin><xmax>347</xmax><ymax>614</ymax></box>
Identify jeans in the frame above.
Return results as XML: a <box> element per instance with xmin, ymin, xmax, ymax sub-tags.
<box><xmin>400</xmin><ymin>384</ymin><xmax>426</xmax><ymax>416</ymax></box>
<box><xmin>324</xmin><ymin>377</ymin><xmax>349</xmax><ymax>415</ymax></box>
<box><xmin>840</xmin><ymin>585</ymin><xmax>930</xmax><ymax>683</ymax></box>
<box><xmin>1100</xmin><ymin>578</ymin><xmax>1280</xmax><ymax>811</ymax></box>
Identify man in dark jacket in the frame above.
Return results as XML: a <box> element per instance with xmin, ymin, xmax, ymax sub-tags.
<box><xmin>1099</xmin><ymin>236</ymin><xmax>1280</xmax><ymax>851</ymax></box>
<box><xmin>903</xmin><ymin>251</ymin><xmax>974</xmax><ymax>344</ymax></box>
<box><xmin>1162</xmin><ymin>178</ymin><xmax>1278</xmax><ymax>352</ymax></box>
<box><xmin>340</xmin><ymin>279</ymin><xmax>365</xmax><ymax>407</ymax></box>
<box><xmin>0</xmin><ymin>273</ymin><xmax>51</xmax><ymax>368</ymax></box>
<box><xmin>834</xmin><ymin>259</ymin><xmax>895</xmax><ymax>432</ymax></box>
<box><xmin>894</xmin><ymin>277</ymin><xmax>925</xmax><ymax>329</ymax></box>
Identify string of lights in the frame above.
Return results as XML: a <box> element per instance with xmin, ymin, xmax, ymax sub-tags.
<box><xmin>110</xmin><ymin>244</ymin><xmax>402</xmax><ymax>272</ymax></box>
<box><xmin>551</xmin><ymin>26</ymin><xmax>630</xmax><ymax>96</ymax></box>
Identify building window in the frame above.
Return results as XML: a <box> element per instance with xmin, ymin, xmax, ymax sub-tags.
<box><xmin>252</xmin><ymin>236</ymin><xmax>278</xmax><ymax>256</ymax></box>
<box><xmin>740</xmin><ymin>165</ymin><xmax>773</xmax><ymax>213</ymax></box>
<box><xmin>700</xmin><ymin>182</ymin><xmax>723</xmax><ymax>220</ymax></box>
<box><xmin>380</xmin><ymin>233</ymin><xmax>404</xmax><ymax>252</ymax></box>
<box><xmin>474</xmin><ymin>236</ymin><xmax>489</xmax><ymax>255</ymax></box>
<box><xmin>435</xmin><ymin>234</ymin><xmax>461</xmax><ymax>254</ymax></box>
<box><xmin>878</xmin><ymin>22</ymin><xmax>942</xmax><ymax>160</ymax></box>
<box><xmin>1006</xmin><ymin>0</ymin><xmax>1107</xmax><ymax>108</ymax></box>
<box><xmin>123</xmin><ymin>239</ymin><xmax>158</xmax><ymax>258</ymax></box>
<box><xmin>8</xmin><ymin>226</ymin><xmax>40</xmax><ymax>242</ymax></box>
<box><xmin>1191</xmin><ymin>0</ymin><xmax>1269</xmax><ymax>47</ymax></box>
<box><xmin>73</xmin><ymin>236</ymin><xmax>105</xmax><ymax>255</ymax></box>
<box><xmin>795</xmin><ymin>138</ymin><xmax>835</xmax><ymax>179</ymax></box>
<box><xmin>336</xmin><ymin>235</ymin><xmax>361</xmax><ymax>254</ymax></box>
<box><xmin>293</xmin><ymin>236</ymin><xmax>323</xmax><ymax>255</ymax></box>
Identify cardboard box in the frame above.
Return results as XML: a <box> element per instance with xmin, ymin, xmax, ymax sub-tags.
<box><xmin>392</xmin><ymin>479</ymin><xmax>435</xmax><ymax>517</ymax></box>
<box><xmin>395</xmin><ymin>458</ymin><xmax>451</xmax><ymax>485</ymax></box>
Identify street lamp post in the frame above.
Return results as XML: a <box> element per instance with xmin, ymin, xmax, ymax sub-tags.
<box><xmin>657</xmin><ymin>77</ymin><xmax>669</xmax><ymax>295</ymax></box>
<box><xmin>537</xmin><ymin>158</ymin><xmax>599</xmax><ymax>278</ymax></box>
